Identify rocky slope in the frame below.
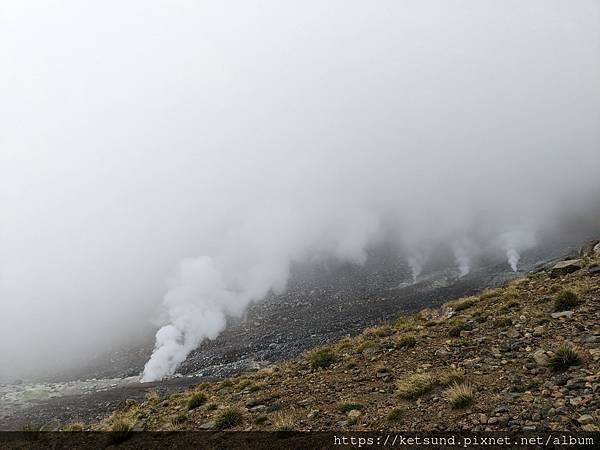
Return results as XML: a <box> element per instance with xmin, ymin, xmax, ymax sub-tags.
<box><xmin>89</xmin><ymin>241</ymin><xmax>600</xmax><ymax>433</ymax></box>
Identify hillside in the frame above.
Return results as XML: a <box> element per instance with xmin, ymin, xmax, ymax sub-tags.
<box><xmin>89</xmin><ymin>242</ymin><xmax>600</xmax><ymax>433</ymax></box>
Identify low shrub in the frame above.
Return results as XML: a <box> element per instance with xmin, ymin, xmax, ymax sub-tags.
<box><xmin>308</xmin><ymin>347</ymin><xmax>337</xmax><ymax>369</ymax></box>
<box><xmin>554</xmin><ymin>291</ymin><xmax>580</xmax><ymax>312</ymax></box>
<box><xmin>548</xmin><ymin>346</ymin><xmax>583</xmax><ymax>372</ymax></box>
<box><xmin>397</xmin><ymin>374</ymin><xmax>435</xmax><ymax>399</ymax></box>
<box><xmin>445</xmin><ymin>383</ymin><xmax>474</xmax><ymax>409</ymax></box>
<box><xmin>187</xmin><ymin>392</ymin><xmax>207</xmax><ymax>410</ymax></box>
<box><xmin>214</xmin><ymin>407</ymin><xmax>243</xmax><ymax>429</ymax></box>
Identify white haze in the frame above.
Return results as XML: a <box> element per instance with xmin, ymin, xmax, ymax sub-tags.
<box><xmin>1</xmin><ymin>1</ymin><xmax>599</xmax><ymax>381</ymax></box>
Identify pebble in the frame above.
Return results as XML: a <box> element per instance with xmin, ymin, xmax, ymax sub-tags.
<box><xmin>577</xmin><ymin>415</ymin><xmax>593</xmax><ymax>425</ymax></box>
<box><xmin>550</xmin><ymin>311</ymin><xmax>574</xmax><ymax>319</ymax></box>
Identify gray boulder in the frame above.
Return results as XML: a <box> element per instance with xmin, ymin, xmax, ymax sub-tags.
<box><xmin>549</xmin><ymin>259</ymin><xmax>582</xmax><ymax>278</ymax></box>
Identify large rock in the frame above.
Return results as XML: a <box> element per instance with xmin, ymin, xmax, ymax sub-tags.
<box><xmin>595</xmin><ymin>242</ymin><xmax>600</xmax><ymax>254</ymax></box>
<box><xmin>532</xmin><ymin>349</ymin><xmax>548</xmax><ymax>366</ymax></box>
<box><xmin>549</xmin><ymin>259</ymin><xmax>582</xmax><ymax>278</ymax></box>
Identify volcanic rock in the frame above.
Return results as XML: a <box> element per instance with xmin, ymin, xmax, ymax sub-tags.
<box><xmin>550</xmin><ymin>260</ymin><xmax>582</xmax><ymax>278</ymax></box>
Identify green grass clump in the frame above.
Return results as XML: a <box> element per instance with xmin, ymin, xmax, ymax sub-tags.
<box><xmin>548</xmin><ymin>346</ymin><xmax>583</xmax><ymax>372</ymax></box>
<box><xmin>387</xmin><ymin>408</ymin><xmax>404</xmax><ymax>422</ymax></box>
<box><xmin>370</xmin><ymin>325</ymin><xmax>394</xmax><ymax>338</ymax></box>
<box><xmin>397</xmin><ymin>334</ymin><xmax>417</xmax><ymax>348</ymax></box>
<box><xmin>215</xmin><ymin>407</ymin><xmax>243</xmax><ymax>429</ymax></box>
<box><xmin>171</xmin><ymin>413</ymin><xmax>187</xmax><ymax>425</ymax></box>
<box><xmin>338</xmin><ymin>403</ymin><xmax>363</xmax><ymax>413</ymax></box>
<box><xmin>395</xmin><ymin>317</ymin><xmax>415</xmax><ymax>331</ymax></box>
<box><xmin>554</xmin><ymin>290</ymin><xmax>580</xmax><ymax>312</ymax></box>
<box><xmin>62</xmin><ymin>423</ymin><xmax>85</xmax><ymax>431</ymax></box>
<box><xmin>397</xmin><ymin>374</ymin><xmax>435</xmax><ymax>399</ymax></box>
<box><xmin>452</xmin><ymin>297</ymin><xmax>478</xmax><ymax>311</ymax></box>
<box><xmin>107</xmin><ymin>419</ymin><xmax>133</xmax><ymax>445</ymax></box>
<box><xmin>248</xmin><ymin>383</ymin><xmax>262</xmax><ymax>392</ymax></box>
<box><xmin>445</xmin><ymin>383</ymin><xmax>474</xmax><ymax>409</ymax></box>
<box><xmin>436</xmin><ymin>369</ymin><xmax>465</xmax><ymax>387</ymax></box>
<box><xmin>219</xmin><ymin>379</ymin><xmax>234</xmax><ymax>389</ymax></box>
<box><xmin>479</xmin><ymin>290</ymin><xmax>500</xmax><ymax>301</ymax></box>
<box><xmin>187</xmin><ymin>392</ymin><xmax>207</xmax><ymax>410</ymax></box>
<box><xmin>308</xmin><ymin>347</ymin><xmax>337</xmax><ymax>369</ymax></box>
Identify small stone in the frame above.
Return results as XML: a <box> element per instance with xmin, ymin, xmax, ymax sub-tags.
<box><xmin>507</xmin><ymin>329</ymin><xmax>520</xmax><ymax>338</ymax></box>
<box><xmin>551</xmin><ymin>311</ymin><xmax>574</xmax><ymax>319</ymax></box>
<box><xmin>199</xmin><ymin>421</ymin><xmax>215</xmax><ymax>429</ymax></box>
<box><xmin>479</xmin><ymin>414</ymin><xmax>488</xmax><ymax>424</ymax></box>
<box><xmin>436</xmin><ymin>348</ymin><xmax>450</xmax><ymax>359</ymax></box>
<box><xmin>532</xmin><ymin>349</ymin><xmax>548</xmax><ymax>366</ymax></box>
<box><xmin>533</xmin><ymin>326</ymin><xmax>544</xmax><ymax>336</ymax></box>
<box><xmin>347</xmin><ymin>410</ymin><xmax>361</xmax><ymax>419</ymax></box>
<box><xmin>577</xmin><ymin>415</ymin><xmax>593</xmax><ymax>425</ymax></box>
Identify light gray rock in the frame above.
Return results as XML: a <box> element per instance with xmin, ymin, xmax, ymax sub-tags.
<box><xmin>347</xmin><ymin>409</ymin><xmax>361</xmax><ymax>419</ymax></box>
<box><xmin>532</xmin><ymin>349</ymin><xmax>548</xmax><ymax>366</ymax></box>
<box><xmin>550</xmin><ymin>260</ymin><xmax>582</xmax><ymax>278</ymax></box>
<box><xmin>199</xmin><ymin>421</ymin><xmax>215</xmax><ymax>429</ymax></box>
<box><xmin>551</xmin><ymin>311</ymin><xmax>574</xmax><ymax>319</ymax></box>
<box><xmin>577</xmin><ymin>415</ymin><xmax>593</xmax><ymax>425</ymax></box>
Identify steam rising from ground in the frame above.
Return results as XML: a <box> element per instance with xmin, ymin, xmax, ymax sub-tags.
<box><xmin>1</xmin><ymin>1</ymin><xmax>599</xmax><ymax>381</ymax></box>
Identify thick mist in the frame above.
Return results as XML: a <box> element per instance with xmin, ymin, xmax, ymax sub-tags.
<box><xmin>1</xmin><ymin>1</ymin><xmax>599</xmax><ymax>381</ymax></box>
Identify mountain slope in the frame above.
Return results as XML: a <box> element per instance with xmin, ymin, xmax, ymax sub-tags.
<box><xmin>93</xmin><ymin>245</ymin><xmax>600</xmax><ymax>433</ymax></box>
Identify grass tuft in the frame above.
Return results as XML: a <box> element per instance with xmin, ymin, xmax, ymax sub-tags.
<box><xmin>452</xmin><ymin>297</ymin><xmax>478</xmax><ymax>311</ymax></box>
<box><xmin>436</xmin><ymin>369</ymin><xmax>465</xmax><ymax>387</ymax></box>
<box><xmin>273</xmin><ymin>412</ymin><xmax>295</xmax><ymax>432</ymax></box>
<box><xmin>308</xmin><ymin>347</ymin><xmax>337</xmax><ymax>369</ymax></box>
<box><xmin>548</xmin><ymin>346</ymin><xmax>583</xmax><ymax>371</ymax></box>
<box><xmin>108</xmin><ymin>419</ymin><xmax>133</xmax><ymax>445</ymax></box>
<box><xmin>387</xmin><ymin>408</ymin><xmax>404</xmax><ymax>422</ymax></box>
<box><xmin>214</xmin><ymin>407</ymin><xmax>243</xmax><ymax>429</ymax></box>
<box><xmin>397</xmin><ymin>334</ymin><xmax>417</xmax><ymax>348</ymax></box>
<box><xmin>187</xmin><ymin>392</ymin><xmax>207</xmax><ymax>410</ymax></box>
<box><xmin>171</xmin><ymin>413</ymin><xmax>187</xmax><ymax>425</ymax></box>
<box><xmin>338</xmin><ymin>403</ymin><xmax>363</xmax><ymax>413</ymax></box>
<box><xmin>397</xmin><ymin>374</ymin><xmax>435</xmax><ymax>399</ymax></box>
<box><xmin>62</xmin><ymin>423</ymin><xmax>85</xmax><ymax>431</ymax></box>
<box><xmin>445</xmin><ymin>383</ymin><xmax>474</xmax><ymax>409</ymax></box>
<box><xmin>554</xmin><ymin>290</ymin><xmax>580</xmax><ymax>312</ymax></box>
